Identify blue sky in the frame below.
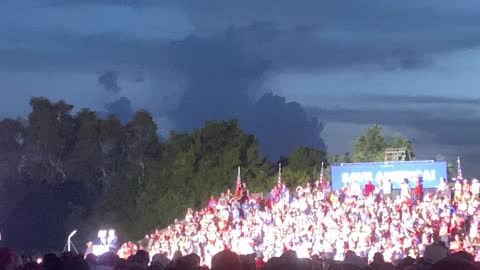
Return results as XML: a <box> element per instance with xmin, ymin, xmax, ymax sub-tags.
<box><xmin>1</xmin><ymin>0</ymin><xmax>480</xmax><ymax>176</ymax></box>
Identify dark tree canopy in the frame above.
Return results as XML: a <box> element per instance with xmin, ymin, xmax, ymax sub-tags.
<box><xmin>351</xmin><ymin>124</ymin><xmax>416</xmax><ymax>162</ymax></box>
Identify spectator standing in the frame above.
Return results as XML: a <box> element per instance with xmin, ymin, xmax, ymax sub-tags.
<box><xmin>364</xmin><ymin>181</ymin><xmax>375</xmax><ymax>197</ymax></box>
<box><xmin>350</xmin><ymin>180</ymin><xmax>362</xmax><ymax>199</ymax></box>
<box><xmin>471</xmin><ymin>179</ymin><xmax>480</xmax><ymax>198</ymax></box>
<box><xmin>414</xmin><ymin>177</ymin><xmax>424</xmax><ymax>203</ymax></box>
<box><xmin>400</xmin><ymin>179</ymin><xmax>411</xmax><ymax>200</ymax></box>
<box><xmin>454</xmin><ymin>179</ymin><xmax>463</xmax><ymax>201</ymax></box>
<box><xmin>382</xmin><ymin>179</ymin><xmax>392</xmax><ymax>201</ymax></box>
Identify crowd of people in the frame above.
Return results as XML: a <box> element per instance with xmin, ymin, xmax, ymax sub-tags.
<box><xmin>105</xmin><ymin>166</ymin><xmax>480</xmax><ymax>268</ymax></box>
<box><xmin>4</xmin><ymin>167</ymin><xmax>480</xmax><ymax>270</ymax></box>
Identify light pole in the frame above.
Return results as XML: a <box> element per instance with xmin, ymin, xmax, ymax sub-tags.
<box><xmin>64</xmin><ymin>230</ymin><xmax>79</xmax><ymax>253</ymax></box>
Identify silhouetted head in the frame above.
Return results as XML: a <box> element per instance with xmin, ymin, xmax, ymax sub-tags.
<box><xmin>98</xmin><ymin>252</ymin><xmax>118</xmax><ymax>267</ymax></box>
<box><xmin>133</xmin><ymin>250</ymin><xmax>150</xmax><ymax>267</ymax></box>
<box><xmin>373</xmin><ymin>252</ymin><xmax>384</xmax><ymax>264</ymax></box>
<box><xmin>151</xmin><ymin>253</ymin><xmax>170</xmax><ymax>269</ymax></box>
<box><xmin>211</xmin><ymin>250</ymin><xmax>240</xmax><ymax>270</ymax></box>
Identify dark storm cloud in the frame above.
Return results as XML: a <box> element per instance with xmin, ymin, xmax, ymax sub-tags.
<box><xmin>178</xmin><ymin>1</ymin><xmax>480</xmax><ymax>70</ymax></box>
<box><xmin>243</xmin><ymin>93</ymin><xmax>326</xmax><ymax>158</ymax></box>
<box><xmin>47</xmin><ymin>0</ymin><xmax>160</xmax><ymax>7</ymax></box>
<box><xmin>164</xmin><ymin>19</ymin><xmax>480</xmax><ymax>158</ymax></box>
<box><xmin>0</xmin><ymin>30</ymin><xmax>170</xmax><ymax>72</ymax></box>
<box><xmin>98</xmin><ymin>71</ymin><xmax>120</xmax><ymax>94</ymax></box>
<box><xmin>4</xmin><ymin>1</ymin><xmax>480</xmax><ymax>73</ymax></box>
<box><xmin>102</xmin><ymin>97</ymin><xmax>134</xmax><ymax>123</ymax></box>
<box><xmin>350</xmin><ymin>94</ymin><xmax>480</xmax><ymax>105</ymax></box>
<box><xmin>168</xmin><ymin>27</ymin><xmax>326</xmax><ymax>158</ymax></box>
<box><xmin>308</xmin><ymin>106</ymin><xmax>480</xmax><ymax>147</ymax></box>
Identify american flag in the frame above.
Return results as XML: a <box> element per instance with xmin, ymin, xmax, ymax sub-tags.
<box><xmin>236</xmin><ymin>166</ymin><xmax>242</xmax><ymax>190</ymax></box>
<box><xmin>319</xmin><ymin>162</ymin><xmax>325</xmax><ymax>191</ymax></box>
<box><xmin>277</xmin><ymin>162</ymin><xmax>283</xmax><ymax>189</ymax></box>
<box><xmin>457</xmin><ymin>156</ymin><xmax>463</xmax><ymax>180</ymax></box>
<box><xmin>319</xmin><ymin>162</ymin><xmax>325</xmax><ymax>183</ymax></box>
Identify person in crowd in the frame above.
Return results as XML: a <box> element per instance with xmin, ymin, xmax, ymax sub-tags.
<box><xmin>364</xmin><ymin>181</ymin><xmax>375</xmax><ymax>197</ymax></box>
<box><xmin>400</xmin><ymin>179</ymin><xmax>411</xmax><ymax>200</ymax></box>
<box><xmin>85</xmin><ymin>242</ymin><xmax>94</xmax><ymax>259</ymax></box>
<box><xmin>414</xmin><ymin>177</ymin><xmax>424</xmax><ymax>203</ymax></box>
<box><xmin>382</xmin><ymin>179</ymin><xmax>392</xmax><ymax>201</ymax></box>
<box><xmin>472</xmin><ymin>179</ymin><xmax>480</xmax><ymax>199</ymax></box>
<box><xmin>369</xmin><ymin>252</ymin><xmax>395</xmax><ymax>270</ymax></box>
<box><xmin>454</xmin><ymin>178</ymin><xmax>463</xmax><ymax>201</ymax></box>
<box><xmin>208</xmin><ymin>196</ymin><xmax>218</xmax><ymax>211</ymax></box>
<box><xmin>350</xmin><ymin>179</ymin><xmax>362</xmax><ymax>199</ymax></box>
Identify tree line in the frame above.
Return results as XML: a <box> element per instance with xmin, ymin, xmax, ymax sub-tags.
<box><xmin>0</xmin><ymin>97</ymin><xmax>424</xmax><ymax>250</ymax></box>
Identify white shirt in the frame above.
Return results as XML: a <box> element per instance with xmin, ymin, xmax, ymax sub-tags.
<box><xmin>383</xmin><ymin>181</ymin><xmax>392</xmax><ymax>195</ymax></box>
<box><xmin>455</xmin><ymin>181</ymin><xmax>462</xmax><ymax>191</ymax></box>
<box><xmin>438</xmin><ymin>181</ymin><xmax>447</xmax><ymax>191</ymax></box>
<box><xmin>472</xmin><ymin>182</ymin><xmax>480</xmax><ymax>194</ymax></box>
<box><xmin>400</xmin><ymin>183</ymin><xmax>411</xmax><ymax>198</ymax></box>
<box><xmin>350</xmin><ymin>182</ymin><xmax>362</xmax><ymax>196</ymax></box>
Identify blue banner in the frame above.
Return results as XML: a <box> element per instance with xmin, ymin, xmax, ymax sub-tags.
<box><xmin>331</xmin><ymin>161</ymin><xmax>447</xmax><ymax>190</ymax></box>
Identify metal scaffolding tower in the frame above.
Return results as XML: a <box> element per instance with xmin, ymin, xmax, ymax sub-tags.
<box><xmin>384</xmin><ymin>148</ymin><xmax>412</xmax><ymax>162</ymax></box>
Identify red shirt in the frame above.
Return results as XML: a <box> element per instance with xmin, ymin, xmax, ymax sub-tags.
<box><xmin>415</xmin><ymin>184</ymin><xmax>423</xmax><ymax>196</ymax></box>
<box><xmin>365</xmin><ymin>182</ymin><xmax>375</xmax><ymax>196</ymax></box>
<box><xmin>256</xmin><ymin>260</ymin><xmax>265</xmax><ymax>268</ymax></box>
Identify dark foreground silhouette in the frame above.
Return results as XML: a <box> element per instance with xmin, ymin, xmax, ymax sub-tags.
<box><xmin>1</xmin><ymin>247</ymin><xmax>479</xmax><ymax>270</ymax></box>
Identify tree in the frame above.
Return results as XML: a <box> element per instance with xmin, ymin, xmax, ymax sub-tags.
<box><xmin>284</xmin><ymin>146</ymin><xmax>326</xmax><ymax>186</ymax></box>
<box><xmin>22</xmin><ymin>97</ymin><xmax>76</xmax><ymax>184</ymax></box>
<box><xmin>448</xmin><ymin>161</ymin><xmax>457</xmax><ymax>181</ymax></box>
<box><xmin>434</xmin><ymin>154</ymin><xmax>455</xmax><ymax>180</ymax></box>
<box><xmin>99</xmin><ymin>115</ymin><xmax>125</xmax><ymax>183</ymax></box>
<box><xmin>0</xmin><ymin>118</ymin><xmax>25</xmax><ymax>228</ymax></box>
<box><xmin>288</xmin><ymin>147</ymin><xmax>326</xmax><ymax>173</ymax></box>
<box><xmin>66</xmin><ymin>109</ymin><xmax>103</xmax><ymax>184</ymax></box>
<box><xmin>102</xmin><ymin>111</ymin><xmax>161</xmax><ymax>237</ymax></box>
<box><xmin>0</xmin><ymin>118</ymin><xmax>24</xmax><ymax>186</ymax></box>
<box><xmin>328</xmin><ymin>152</ymin><xmax>351</xmax><ymax>164</ymax></box>
<box><xmin>351</xmin><ymin>125</ymin><xmax>416</xmax><ymax>162</ymax></box>
<box><xmin>279</xmin><ymin>167</ymin><xmax>311</xmax><ymax>188</ymax></box>
<box><xmin>352</xmin><ymin>125</ymin><xmax>388</xmax><ymax>162</ymax></box>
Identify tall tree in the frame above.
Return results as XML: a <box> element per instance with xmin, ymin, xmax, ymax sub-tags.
<box><xmin>66</xmin><ymin>109</ymin><xmax>103</xmax><ymax>184</ymax></box>
<box><xmin>0</xmin><ymin>118</ymin><xmax>24</xmax><ymax>186</ymax></box>
<box><xmin>352</xmin><ymin>125</ymin><xmax>388</xmax><ymax>162</ymax></box>
<box><xmin>103</xmin><ymin>111</ymin><xmax>161</xmax><ymax>237</ymax></box>
<box><xmin>123</xmin><ymin>111</ymin><xmax>161</xmax><ymax>187</ymax></box>
<box><xmin>99</xmin><ymin>115</ymin><xmax>125</xmax><ymax>184</ymax></box>
<box><xmin>282</xmin><ymin>146</ymin><xmax>326</xmax><ymax>186</ymax></box>
<box><xmin>62</xmin><ymin>109</ymin><xmax>105</xmax><ymax>238</ymax></box>
<box><xmin>351</xmin><ymin>125</ymin><xmax>416</xmax><ymax>162</ymax></box>
<box><xmin>0</xmin><ymin>118</ymin><xmax>25</xmax><ymax>227</ymax></box>
<box><xmin>288</xmin><ymin>147</ymin><xmax>325</xmax><ymax>173</ymax></box>
<box><xmin>22</xmin><ymin>97</ymin><xmax>76</xmax><ymax>184</ymax></box>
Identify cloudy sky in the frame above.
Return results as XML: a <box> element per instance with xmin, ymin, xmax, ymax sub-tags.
<box><xmin>1</xmin><ymin>0</ymin><xmax>480</xmax><ymax>176</ymax></box>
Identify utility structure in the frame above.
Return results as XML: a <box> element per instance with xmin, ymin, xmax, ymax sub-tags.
<box><xmin>384</xmin><ymin>148</ymin><xmax>412</xmax><ymax>162</ymax></box>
